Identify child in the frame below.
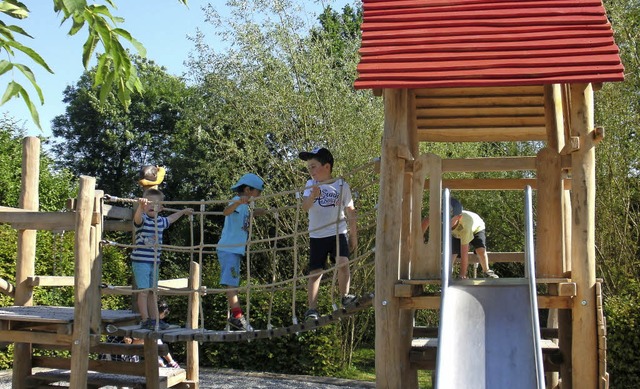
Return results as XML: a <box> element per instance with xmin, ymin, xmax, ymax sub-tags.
<box><xmin>138</xmin><ymin>165</ymin><xmax>166</xmax><ymax>191</ymax></box>
<box><xmin>422</xmin><ymin>198</ymin><xmax>498</xmax><ymax>279</ymax></box>
<box><xmin>298</xmin><ymin>147</ymin><xmax>358</xmax><ymax>321</ymax></box>
<box><xmin>157</xmin><ymin>300</ymin><xmax>180</xmax><ymax>368</ymax></box>
<box><xmin>132</xmin><ymin>189</ymin><xmax>193</xmax><ymax>330</ymax></box>
<box><xmin>217</xmin><ymin>173</ymin><xmax>267</xmax><ymax>331</ymax></box>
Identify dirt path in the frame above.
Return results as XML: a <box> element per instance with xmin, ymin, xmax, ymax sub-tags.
<box><xmin>0</xmin><ymin>368</ymin><xmax>376</xmax><ymax>388</ymax></box>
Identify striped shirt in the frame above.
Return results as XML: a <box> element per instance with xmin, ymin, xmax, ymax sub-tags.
<box><xmin>131</xmin><ymin>213</ymin><xmax>169</xmax><ymax>263</ymax></box>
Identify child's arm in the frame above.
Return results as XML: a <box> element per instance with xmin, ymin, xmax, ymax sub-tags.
<box><xmin>302</xmin><ymin>185</ymin><xmax>320</xmax><ymax>211</ymax></box>
<box><xmin>222</xmin><ymin>196</ymin><xmax>249</xmax><ymax>216</ymax></box>
<box><xmin>133</xmin><ymin>198</ymin><xmax>148</xmax><ymax>226</ymax></box>
<box><xmin>421</xmin><ymin>216</ymin><xmax>430</xmax><ymax>234</ymax></box>
<box><xmin>346</xmin><ymin>205</ymin><xmax>358</xmax><ymax>253</ymax></box>
<box><xmin>167</xmin><ymin>208</ymin><xmax>193</xmax><ymax>225</ymax></box>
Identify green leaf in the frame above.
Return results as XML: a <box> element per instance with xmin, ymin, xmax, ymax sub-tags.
<box><xmin>68</xmin><ymin>13</ymin><xmax>86</xmax><ymax>36</ymax></box>
<box><xmin>61</xmin><ymin>0</ymin><xmax>86</xmax><ymax>14</ymax></box>
<box><xmin>82</xmin><ymin>33</ymin><xmax>98</xmax><ymax>68</ymax></box>
<box><xmin>113</xmin><ymin>28</ymin><xmax>146</xmax><ymax>57</ymax></box>
<box><xmin>0</xmin><ymin>60</ymin><xmax>12</xmax><ymax>76</ymax></box>
<box><xmin>99</xmin><ymin>70</ymin><xmax>115</xmax><ymax>104</ymax></box>
<box><xmin>18</xmin><ymin>85</ymin><xmax>42</xmax><ymax>130</ymax></box>
<box><xmin>13</xmin><ymin>63</ymin><xmax>44</xmax><ymax>104</ymax></box>
<box><xmin>0</xmin><ymin>80</ymin><xmax>22</xmax><ymax>105</ymax></box>
<box><xmin>0</xmin><ymin>1</ymin><xmax>29</xmax><ymax>19</ymax></box>
<box><xmin>4</xmin><ymin>23</ymin><xmax>33</xmax><ymax>38</ymax></box>
<box><xmin>4</xmin><ymin>41</ymin><xmax>53</xmax><ymax>73</ymax></box>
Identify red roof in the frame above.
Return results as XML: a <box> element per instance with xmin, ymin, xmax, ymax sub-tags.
<box><xmin>354</xmin><ymin>0</ymin><xmax>624</xmax><ymax>89</ymax></box>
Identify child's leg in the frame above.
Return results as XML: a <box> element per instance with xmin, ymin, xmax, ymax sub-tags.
<box><xmin>137</xmin><ymin>290</ymin><xmax>149</xmax><ymax>321</ymax></box>
<box><xmin>307</xmin><ymin>269</ymin><xmax>323</xmax><ymax>310</ymax></box>
<box><xmin>147</xmin><ymin>291</ymin><xmax>159</xmax><ymax>321</ymax></box>
<box><xmin>475</xmin><ymin>247</ymin><xmax>491</xmax><ymax>273</ymax></box>
<box><xmin>336</xmin><ymin>256</ymin><xmax>351</xmax><ymax>296</ymax></box>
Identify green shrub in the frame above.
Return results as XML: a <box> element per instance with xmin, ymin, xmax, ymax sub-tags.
<box><xmin>605</xmin><ymin>281</ymin><xmax>640</xmax><ymax>389</ymax></box>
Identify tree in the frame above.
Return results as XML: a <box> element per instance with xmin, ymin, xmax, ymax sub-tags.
<box><xmin>51</xmin><ymin>56</ymin><xmax>194</xmax><ymax>198</ymax></box>
<box><xmin>0</xmin><ymin>0</ymin><xmax>187</xmax><ymax>129</ymax></box>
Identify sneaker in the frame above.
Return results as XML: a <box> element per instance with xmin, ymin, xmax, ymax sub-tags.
<box><xmin>341</xmin><ymin>294</ymin><xmax>358</xmax><ymax>307</ymax></box>
<box><xmin>228</xmin><ymin>315</ymin><xmax>254</xmax><ymax>331</ymax></box>
<box><xmin>484</xmin><ymin>270</ymin><xmax>499</xmax><ymax>279</ymax></box>
<box><xmin>304</xmin><ymin>309</ymin><xmax>320</xmax><ymax>321</ymax></box>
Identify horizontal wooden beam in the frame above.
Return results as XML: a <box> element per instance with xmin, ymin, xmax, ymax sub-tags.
<box><xmin>0</xmin><ymin>330</ymin><xmax>72</xmax><ymax>346</ymax></box>
<box><xmin>104</xmin><ymin>220</ymin><xmax>133</xmax><ymax>232</ymax></box>
<box><xmin>443</xmin><ymin>157</ymin><xmax>536</xmax><ymax>172</ymax></box>
<box><xmin>103</xmin><ymin>204</ymin><xmax>133</xmax><ymax>220</ymax></box>
<box><xmin>425</xmin><ymin>178</ymin><xmax>572</xmax><ymax>190</ymax></box>
<box><xmin>417</xmin><ymin>127</ymin><xmax>547</xmax><ymax>142</ymax></box>
<box><xmin>28</xmin><ymin>276</ymin><xmax>75</xmax><ymax>287</ymax></box>
<box><xmin>417</xmin><ymin>106</ymin><xmax>545</xmax><ymax>118</ymax></box>
<box><xmin>0</xmin><ymin>211</ymin><xmax>76</xmax><ymax>231</ymax></box>
<box><xmin>415</xmin><ymin>95</ymin><xmax>544</xmax><ymax>108</ymax></box>
<box><xmin>414</xmin><ymin>86</ymin><xmax>544</xmax><ymax>98</ymax></box>
<box><xmin>399</xmin><ymin>295</ymin><xmax>572</xmax><ymax>310</ymax></box>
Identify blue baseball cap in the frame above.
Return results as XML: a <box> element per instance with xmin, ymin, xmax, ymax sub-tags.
<box><xmin>450</xmin><ymin>198</ymin><xmax>463</xmax><ymax>216</ymax></box>
<box><xmin>231</xmin><ymin>173</ymin><xmax>264</xmax><ymax>191</ymax></box>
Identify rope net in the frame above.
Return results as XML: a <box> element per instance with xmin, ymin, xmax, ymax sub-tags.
<box><xmin>102</xmin><ymin>160</ymin><xmax>379</xmax><ymax>335</ymax></box>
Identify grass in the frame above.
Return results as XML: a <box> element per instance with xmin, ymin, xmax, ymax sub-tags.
<box><xmin>335</xmin><ymin>348</ymin><xmax>433</xmax><ymax>388</ymax></box>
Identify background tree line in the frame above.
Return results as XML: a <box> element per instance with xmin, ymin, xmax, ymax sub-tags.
<box><xmin>1</xmin><ymin>0</ymin><xmax>639</xmax><ymax>386</ymax></box>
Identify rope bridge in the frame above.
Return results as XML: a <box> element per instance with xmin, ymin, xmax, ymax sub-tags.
<box><xmin>101</xmin><ymin>161</ymin><xmax>379</xmax><ymax>342</ymax></box>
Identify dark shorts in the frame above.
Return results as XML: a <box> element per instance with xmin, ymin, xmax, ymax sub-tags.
<box><xmin>452</xmin><ymin>230</ymin><xmax>486</xmax><ymax>256</ymax></box>
<box><xmin>308</xmin><ymin>234</ymin><xmax>349</xmax><ymax>272</ymax></box>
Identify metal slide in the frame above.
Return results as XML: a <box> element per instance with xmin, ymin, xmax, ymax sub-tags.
<box><xmin>435</xmin><ymin>188</ymin><xmax>544</xmax><ymax>389</ymax></box>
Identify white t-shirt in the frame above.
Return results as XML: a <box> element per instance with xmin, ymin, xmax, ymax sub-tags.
<box><xmin>303</xmin><ymin>178</ymin><xmax>353</xmax><ymax>238</ymax></box>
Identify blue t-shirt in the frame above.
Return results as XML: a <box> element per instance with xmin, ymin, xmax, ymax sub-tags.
<box><xmin>131</xmin><ymin>213</ymin><xmax>170</xmax><ymax>262</ymax></box>
<box><xmin>217</xmin><ymin>196</ymin><xmax>251</xmax><ymax>255</ymax></box>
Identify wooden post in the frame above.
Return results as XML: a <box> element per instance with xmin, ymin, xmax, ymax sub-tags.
<box><xmin>186</xmin><ymin>261</ymin><xmax>201</xmax><ymax>383</ymax></box>
<box><xmin>536</xmin><ymin>147</ymin><xmax>564</xmax><ymax>277</ymax></box>
<box><xmin>425</xmin><ymin>154</ymin><xmax>442</xmax><ymax>277</ymax></box>
<box><xmin>12</xmin><ymin>136</ymin><xmax>40</xmax><ymax>389</ymax></box>
<box><xmin>569</xmin><ymin>83</ymin><xmax>597</xmax><ymax>389</ymax></box>
<box><xmin>70</xmin><ymin>176</ymin><xmax>95</xmax><ymax>388</ymax></box>
<box><xmin>376</xmin><ymin>88</ymin><xmax>411</xmax><ymax>388</ymax></box>
<box><xmin>90</xmin><ymin>191</ymin><xmax>104</xmax><ymax>334</ymax></box>
<box><xmin>144</xmin><ymin>336</ymin><xmax>160</xmax><ymax>388</ymax></box>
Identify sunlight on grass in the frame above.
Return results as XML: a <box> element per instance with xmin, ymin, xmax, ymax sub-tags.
<box><xmin>336</xmin><ymin>348</ymin><xmax>433</xmax><ymax>388</ymax></box>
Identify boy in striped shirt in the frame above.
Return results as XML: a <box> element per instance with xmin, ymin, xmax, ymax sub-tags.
<box><xmin>132</xmin><ymin>189</ymin><xmax>192</xmax><ymax>329</ymax></box>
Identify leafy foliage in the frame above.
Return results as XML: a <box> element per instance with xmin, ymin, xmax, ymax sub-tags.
<box><xmin>0</xmin><ymin>0</ymin><xmax>187</xmax><ymax>129</ymax></box>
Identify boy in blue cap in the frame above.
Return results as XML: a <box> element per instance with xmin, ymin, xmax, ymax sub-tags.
<box><xmin>217</xmin><ymin>173</ymin><xmax>267</xmax><ymax>331</ymax></box>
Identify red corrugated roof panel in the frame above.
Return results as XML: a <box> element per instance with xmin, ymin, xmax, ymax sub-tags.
<box><xmin>355</xmin><ymin>0</ymin><xmax>624</xmax><ymax>89</ymax></box>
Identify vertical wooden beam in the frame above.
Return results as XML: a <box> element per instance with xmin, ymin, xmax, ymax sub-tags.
<box><xmin>90</xmin><ymin>191</ymin><xmax>104</xmax><ymax>334</ymax></box>
<box><xmin>413</xmin><ymin>154</ymin><xmax>442</xmax><ymax>278</ymax></box>
<box><xmin>399</xmin><ymin>89</ymin><xmax>418</xmax><ymax>388</ymax></box>
<box><xmin>70</xmin><ymin>176</ymin><xmax>95</xmax><ymax>389</ymax></box>
<box><xmin>144</xmin><ymin>336</ymin><xmax>161</xmax><ymax>388</ymax></box>
<box><xmin>376</xmin><ymin>88</ymin><xmax>410</xmax><ymax>388</ymax></box>
<box><xmin>536</xmin><ymin>147</ymin><xmax>563</xmax><ymax>277</ymax></box>
<box><xmin>186</xmin><ymin>261</ymin><xmax>201</xmax><ymax>383</ymax></box>
<box><xmin>13</xmin><ymin>136</ymin><xmax>40</xmax><ymax>389</ymax></box>
<box><xmin>545</xmin><ymin>84</ymin><xmax>566</xmax><ymax>152</ymax></box>
<box><xmin>569</xmin><ymin>83</ymin><xmax>597</xmax><ymax>389</ymax></box>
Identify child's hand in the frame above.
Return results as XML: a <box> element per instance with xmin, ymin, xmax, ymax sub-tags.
<box><xmin>310</xmin><ymin>185</ymin><xmax>321</xmax><ymax>199</ymax></box>
<box><xmin>183</xmin><ymin>208</ymin><xmax>194</xmax><ymax>215</ymax></box>
<box><xmin>137</xmin><ymin>198</ymin><xmax>150</xmax><ymax>206</ymax></box>
<box><xmin>238</xmin><ymin>196</ymin><xmax>250</xmax><ymax>204</ymax></box>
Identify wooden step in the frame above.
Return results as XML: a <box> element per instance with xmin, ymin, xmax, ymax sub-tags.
<box><xmin>25</xmin><ymin>367</ymin><xmax>186</xmax><ymax>388</ymax></box>
<box><xmin>409</xmin><ymin>338</ymin><xmax>562</xmax><ymax>371</ymax></box>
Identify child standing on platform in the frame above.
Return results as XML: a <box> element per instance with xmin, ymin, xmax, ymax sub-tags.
<box><xmin>299</xmin><ymin>147</ymin><xmax>358</xmax><ymax>321</ymax></box>
<box><xmin>217</xmin><ymin>173</ymin><xmax>267</xmax><ymax>331</ymax></box>
<box><xmin>132</xmin><ymin>189</ymin><xmax>193</xmax><ymax>329</ymax></box>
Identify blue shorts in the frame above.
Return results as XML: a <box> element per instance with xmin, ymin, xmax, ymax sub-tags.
<box><xmin>308</xmin><ymin>234</ymin><xmax>349</xmax><ymax>272</ymax></box>
<box><xmin>218</xmin><ymin>251</ymin><xmax>242</xmax><ymax>287</ymax></box>
<box><xmin>452</xmin><ymin>230</ymin><xmax>487</xmax><ymax>256</ymax></box>
<box><xmin>132</xmin><ymin>261</ymin><xmax>159</xmax><ymax>289</ymax></box>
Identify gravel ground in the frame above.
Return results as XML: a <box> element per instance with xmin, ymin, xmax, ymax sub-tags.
<box><xmin>0</xmin><ymin>368</ymin><xmax>376</xmax><ymax>388</ymax></box>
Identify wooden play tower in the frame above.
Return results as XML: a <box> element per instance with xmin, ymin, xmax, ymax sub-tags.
<box><xmin>356</xmin><ymin>1</ymin><xmax>624</xmax><ymax>388</ymax></box>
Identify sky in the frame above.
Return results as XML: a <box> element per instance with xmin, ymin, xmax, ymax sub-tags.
<box><xmin>1</xmin><ymin>0</ymin><xmax>353</xmax><ymax>138</ymax></box>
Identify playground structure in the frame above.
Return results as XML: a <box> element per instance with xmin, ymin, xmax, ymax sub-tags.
<box><xmin>355</xmin><ymin>1</ymin><xmax>624</xmax><ymax>388</ymax></box>
<box><xmin>0</xmin><ymin>1</ymin><xmax>627</xmax><ymax>388</ymax></box>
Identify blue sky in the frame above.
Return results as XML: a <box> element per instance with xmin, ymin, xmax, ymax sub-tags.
<box><xmin>2</xmin><ymin>0</ymin><xmax>353</xmax><ymax>138</ymax></box>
